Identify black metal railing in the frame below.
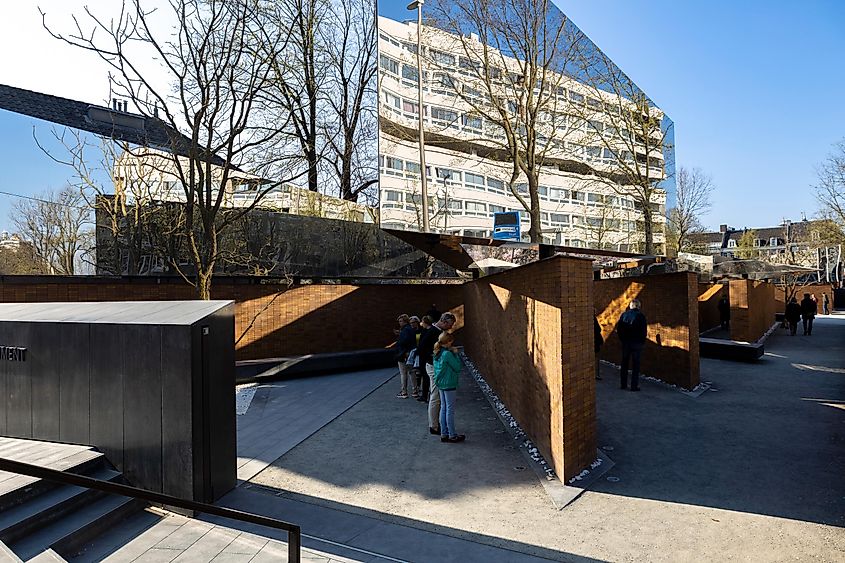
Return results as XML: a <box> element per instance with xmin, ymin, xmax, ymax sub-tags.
<box><xmin>0</xmin><ymin>457</ymin><xmax>300</xmax><ymax>563</ymax></box>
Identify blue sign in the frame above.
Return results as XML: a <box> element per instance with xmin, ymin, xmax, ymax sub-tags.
<box><xmin>492</xmin><ymin>211</ymin><xmax>520</xmax><ymax>240</ymax></box>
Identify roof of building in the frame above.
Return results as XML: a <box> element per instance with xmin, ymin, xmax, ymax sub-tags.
<box><xmin>0</xmin><ymin>300</ymin><xmax>233</xmax><ymax>325</ymax></box>
<box><xmin>0</xmin><ymin>83</ymin><xmax>228</xmax><ymax>167</ymax></box>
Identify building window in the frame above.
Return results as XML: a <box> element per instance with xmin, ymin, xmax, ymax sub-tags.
<box><xmin>465</xmin><ymin>172</ymin><xmax>485</xmax><ymax>188</ymax></box>
<box><xmin>380</xmin><ymin>55</ymin><xmax>399</xmax><ymax>75</ymax></box>
<box><xmin>465</xmin><ymin>201</ymin><xmax>487</xmax><ymax>216</ymax></box>
<box><xmin>383</xmin><ymin>190</ymin><xmax>403</xmax><ymax>209</ymax></box>
<box><xmin>430</xmin><ymin>50</ymin><xmax>455</xmax><ymax>66</ymax></box>
<box><xmin>383</xmin><ymin>91</ymin><xmax>400</xmax><ymax>109</ymax></box>
<box><xmin>728</xmin><ymin>239</ymin><xmax>737</xmax><ymax>248</ymax></box>
<box><xmin>486</xmin><ymin>178</ymin><xmax>505</xmax><ymax>192</ymax></box>
<box><xmin>464</xmin><ymin>229</ymin><xmax>487</xmax><ymax>237</ymax></box>
<box><xmin>431</xmin><ymin>107</ymin><xmax>458</xmax><ymax>123</ymax></box>
<box><xmin>459</xmin><ymin>57</ymin><xmax>480</xmax><ymax>74</ymax></box>
<box><xmin>548</xmin><ymin>187</ymin><xmax>568</xmax><ymax>200</ymax></box>
<box><xmin>587</xmin><ymin>193</ymin><xmax>603</xmax><ymax>205</ymax></box>
<box><xmin>489</xmin><ymin>204</ymin><xmax>505</xmax><ymax>214</ymax></box>
<box><xmin>463</xmin><ymin>114</ymin><xmax>482</xmax><ymax>130</ymax></box>
<box><xmin>433</xmin><ymin>73</ymin><xmax>456</xmax><ymax>94</ymax></box>
<box><xmin>569</xmin><ymin>91</ymin><xmax>585</xmax><ymax>104</ymax></box>
<box><xmin>587</xmin><ymin>120</ymin><xmax>603</xmax><ymax>132</ymax></box>
<box><xmin>769</xmin><ymin>237</ymin><xmax>780</xmax><ymax>246</ymax></box>
<box><xmin>385</xmin><ymin>156</ymin><xmax>403</xmax><ymax>175</ymax></box>
<box><xmin>550</xmin><ymin>213</ymin><xmax>569</xmax><ymax>225</ymax></box>
<box><xmin>447</xmin><ymin>199</ymin><xmax>463</xmax><ymax>211</ymax></box>
<box><xmin>405</xmin><ymin>161</ymin><xmax>421</xmax><ymax>175</ymax></box>
<box><xmin>436</xmin><ymin>168</ymin><xmax>461</xmax><ymax>182</ymax></box>
<box><xmin>402</xmin><ymin>100</ymin><xmax>419</xmax><ymax>115</ymax></box>
<box><xmin>401</xmin><ymin>64</ymin><xmax>419</xmax><ymax>83</ymax></box>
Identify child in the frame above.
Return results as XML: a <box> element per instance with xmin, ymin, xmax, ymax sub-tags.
<box><xmin>433</xmin><ymin>332</ymin><xmax>466</xmax><ymax>443</ymax></box>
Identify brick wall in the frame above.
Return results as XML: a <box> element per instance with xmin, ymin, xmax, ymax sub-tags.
<box><xmin>698</xmin><ymin>282</ymin><xmax>727</xmax><ymax>333</ymax></box>
<box><xmin>462</xmin><ymin>256</ymin><xmax>595</xmax><ymax>482</ymax></box>
<box><xmin>774</xmin><ymin>283</ymin><xmax>833</xmax><ymax>312</ymax></box>
<box><xmin>0</xmin><ymin>277</ymin><xmax>464</xmax><ymax>360</ymax></box>
<box><xmin>594</xmin><ymin>272</ymin><xmax>700</xmax><ymax>390</ymax></box>
<box><xmin>729</xmin><ymin>279</ymin><xmax>776</xmax><ymax>343</ymax></box>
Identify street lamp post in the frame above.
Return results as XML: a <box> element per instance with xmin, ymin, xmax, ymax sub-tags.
<box><xmin>407</xmin><ymin>0</ymin><xmax>429</xmax><ymax>232</ymax></box>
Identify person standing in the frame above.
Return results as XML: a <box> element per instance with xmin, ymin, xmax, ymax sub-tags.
<box><xmin>594</xmin><ymin>316</ymin><xmax>604</xmax><ymax>380</ymax></box>
<box><xmin>822</xmin><ymin>293</ymin><xmax>830</xmax><ymax>315</ymax></box>
<box><xmin>394</xmin><ymin>314</ymin><xmax>416</xmax><ymax>398</ymax></box>
<box><xmin>406</xmin><ymin>316</ymin><xmax>422</xmax><ymax>397</ymax></box>
<box><xmin>417</xmin><ymin>312</ymin><xmax>456</xmax><ymax>434</ymax></box>
<box><xmin>617</xmin><ymin>299</ymin><xmax>647</xmax><ymax>392</ymax></box>
<box><xmin>717</xmin><ymin>294</ymin><xmax>730</xmax><ymax>330</ymax></box>
<box><xmin>433</xmin><ymin>332</ymin><xmax>465</xmax><ymax>443</ymax></box>
<box><xmin>800</xmin><ymin>293</ymin><xmax>817</xmax><ymax>335</ymax></box>
<box><xmin>785</xmin><ymin>297</ymin><xmax>802</xmax><ymax>336</ymax></box>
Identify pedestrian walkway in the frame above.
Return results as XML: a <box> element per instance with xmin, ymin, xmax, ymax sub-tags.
<box><xmin>229</xmin><ymin>316</ymin><xmax>845</xmax><ymax>561</ymax></box>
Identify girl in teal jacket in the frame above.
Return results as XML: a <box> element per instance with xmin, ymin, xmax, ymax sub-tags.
<box><xmin>433</xmin><ymin>332</ymin><xmax>465</xmax><ymax>443</ymax></box>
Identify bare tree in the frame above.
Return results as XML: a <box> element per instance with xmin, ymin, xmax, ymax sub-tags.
<box><xmin>10</xmin><ymin>186</ymin><xmax>93</xmax><ymax>275</ymax></box>
<box><xmin>574</xmin><ymin>46</ymin><xmax>674</xmax><ymax>255</ymax></box>
<box><xmin>429</xmin><ymin>0</ymin><xmax>581</xmax><ymax>243</ymax></box>
<box><xmin>35</xmin><ymin>129</ymin><xmax>180</xmax><ymax>275</ymax></box>
<box><xmin>42</xmin><ymin>0</ymin><xmax>300</xmax><ymax>298</ymax></box>
<box><xmin>264</xmin><ymin>0</ymin><xmax>328</xmax><ymax>194</ymax></box>
<box><xmin>321</xmin><ymin>0</ymin><xmax>379</xmax><ymax>203</ymax></box>
<box><xmin>668</xmin><ymin>166</ymin><xmax>713</xmax><ymax>254</ymax></box>
<box><xmin>816</xmin><ymin>140</ymin><xmax>845</xmax><ymax>229</ymax></box>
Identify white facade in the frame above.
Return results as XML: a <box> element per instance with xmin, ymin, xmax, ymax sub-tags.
<box><xmin>114</xmin><ymin>149</ymin><xmax>373</xmax><ymax>223</ymax></box>
<box><xmin>377</xmin><ymin>16</ymin><xmax>667</xmax><ymax>251</ymax></box>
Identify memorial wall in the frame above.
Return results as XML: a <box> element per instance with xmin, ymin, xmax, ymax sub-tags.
<box><xmin>0</xmin><ymin>301</ymin><xmax>236</xmax><ymax>503</ymax></box>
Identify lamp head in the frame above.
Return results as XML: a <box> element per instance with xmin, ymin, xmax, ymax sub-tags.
<box><xmin>407</xmin><ymin>0</ymin><xmax>423</xmax><ymax>10</ymax></box>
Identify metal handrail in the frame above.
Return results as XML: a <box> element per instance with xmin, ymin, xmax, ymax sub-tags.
<box><xmin>0</xmin><ymin>457</ymin><xmax>300</xmax><ymax>563</ymax></box>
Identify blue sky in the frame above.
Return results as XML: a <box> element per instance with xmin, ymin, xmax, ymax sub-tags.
<box><xmin>379</xmin><ymin>0</ymin><xmax>845</xmax><ymax>230</ymax></box>
<box><xmin>0</xmin><ymin>1</ymin><xmax>843</xmax><ymax>233</ymax></box>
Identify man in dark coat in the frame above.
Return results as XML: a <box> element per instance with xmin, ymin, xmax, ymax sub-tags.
<box><xmin>617</xmin><ymin>299</ymin><xmax>647</xmax><ymax>391</ymax></box>
<box><xmin>785</xmin><ymin>297</ymin><xmax>801</xmax><ymax>336</ymax></box>
<box><xmin>717</xmin><ymin>295</ymin><xmax>730</xmax><ymax>329</ymax></box>
<box><xmin>800</xmin><ymin>293</ymin><xmax>817</xmax><ymax>335</ymax></box>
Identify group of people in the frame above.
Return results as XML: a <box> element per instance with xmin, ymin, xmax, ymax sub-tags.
<box><xmin>785</xmin><ymin>293</ymin><xmax>826</xmax><ymax>336</ymax></box>
<box><xmin>394</xmin><ymin>306</ymin><xmax>465</xmax><ymax>443</ymax></box>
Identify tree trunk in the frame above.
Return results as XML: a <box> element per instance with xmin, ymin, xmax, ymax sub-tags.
<box><xmin>642</xmin><ymin>206</ymin><xmax>654</xmax><ymax>255</ymax></box>
<box><xmin>527</xmin><ymin>173</ymin><xmax>542</xmax><ymax>243</ymax></box>
<box><xmin>196</xmin><ymin>266</ymin><xmax>213</xmax><ymax>300</ymax></box>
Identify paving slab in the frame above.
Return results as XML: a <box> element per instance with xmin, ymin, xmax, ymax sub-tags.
<box><xmin>236</xmin><ymin>368</ymin><xmax>395</xmax><ymax>482</ymax></box>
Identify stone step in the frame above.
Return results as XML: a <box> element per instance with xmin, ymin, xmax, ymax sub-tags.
<box><xmin>10</xmin><ymin>495</ymin><xmax>143</xmax><ymax>561</ymax></box>
<box><xmin>0</xmin><ymin>467</ymin><xmax>122</xmax><ymax>546</ymax></box>
<box><xmin>0</xmin><ymin>449</ymin><xmax>106</xmax><ymax>514</ymax></box>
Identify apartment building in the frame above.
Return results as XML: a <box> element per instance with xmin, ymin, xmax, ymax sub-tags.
<box><xmin>377</xmin><ymin>15</ymin><xmax>671</xmax><ymax>252</ymax></box>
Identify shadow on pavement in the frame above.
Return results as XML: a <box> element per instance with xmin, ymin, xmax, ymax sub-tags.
<box><xmin>212</xmin><ymin>484</ymin><xmax>606</xmax><ymax>563</ymax></box>
<box><xmin>592</xmin><ymin>316</ymin><xmax>845</xmax><ymax>528</ymax></box>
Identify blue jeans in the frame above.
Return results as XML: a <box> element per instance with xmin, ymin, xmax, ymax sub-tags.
<box><xmin>439</xmin><ymin>389</ymin><xmax>457</xmax><ymax>438</ymax></box>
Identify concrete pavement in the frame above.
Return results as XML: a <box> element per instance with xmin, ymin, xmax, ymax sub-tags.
<box><xmin>243</xmin><ymin>315</ymin><xmax>845</xmax><ymax>561</ymax></box>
